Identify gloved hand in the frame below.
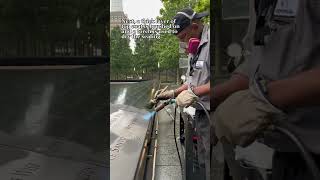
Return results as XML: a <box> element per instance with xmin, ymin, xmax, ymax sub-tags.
<box><xmin>154</xmin><ymin>88</ymin><xmax>167</xmax><ymax>97</ymax></box>
<box><xmin>156</xmin><ymin>90</ymin><xmax>175</xmax><ymax>100</ymax></box>
<box><xmin>176</xmin><ymin>89</ymin><xmax>198</xmax><ymax>107</ymax></box>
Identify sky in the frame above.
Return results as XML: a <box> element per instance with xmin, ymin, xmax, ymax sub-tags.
<box><xmin>122</xmin><ymin>0</ymin><xmax>163</xmax><ymax>20</ymax></box>
<box><xmin>112</xmin><ymin>0</ymin><xmax>164</xmax><ymax>51</ymax></box>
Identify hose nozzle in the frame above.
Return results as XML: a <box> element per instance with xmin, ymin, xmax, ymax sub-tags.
<box><xmin>146</xmin><ymin>86</ymin><xmax>169</xmax><ymax>109</ymax></box>
<box><xmin>145</xmin><ymin>99</ymin><xmax>157</xmax><ymax>109</ymax></box>
<box><xmin>154</xmin><ymin>99</ymin><xmax>175</xmax><ymax>112</ymax></box>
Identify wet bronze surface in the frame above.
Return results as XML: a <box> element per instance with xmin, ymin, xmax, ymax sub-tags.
<box><xmin>110</xmin><ymin>81</ymin><xmax>154</xmax><ymax>180</ymax></box>
<box><xmin>0</xmin><ymin>64</ymin><xmax>108</xmax><ymax>179</ymax></box>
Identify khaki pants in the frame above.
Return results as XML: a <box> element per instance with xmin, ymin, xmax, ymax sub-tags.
<box><xmin>212</xmin><ymin>90</ymin><xmax>284</xmax><ymax>147</ymax></box>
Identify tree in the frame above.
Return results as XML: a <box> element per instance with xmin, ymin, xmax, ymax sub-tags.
<box><xmin>195</xmin><ymin>0</ymin><xmax>210</xmax><ymax>23</ymax></box>
<box><xmin>133</xmin><ymin>27</ymin><xmax>158</xmax><ymax>78</ymax></box>
<box><xmin>151</xmin><ymin>34</ymin><xmax>179</xmax><ymax>70</ymax></box>
<box><xmin>0</xmin><ymin>0</ymin><xmax>108</xmax><ymax>56</ymax></box>
<box><xmin>146</xmin><ymin>0</ymin><xmax>190</xmax><ymax>81</ymax></box>
<box><xmin>110</xmin><ymin>26</ymin><xmax>132</xmax><ymax>79</ymax></box>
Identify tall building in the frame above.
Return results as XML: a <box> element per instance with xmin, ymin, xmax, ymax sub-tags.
<box><xmin>110</xmin><ymin>0</ymin><xmax>128</xmax><ymax>29</ymax></box>
<box><xmin>111</xmin><ymin>0</ymin><xmax>123</xmax><ymax>12</ymax></box>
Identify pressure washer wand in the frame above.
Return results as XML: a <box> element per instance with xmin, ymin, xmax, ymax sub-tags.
<box><xmin>154</xmin><ymin>99</ymin><xmax>176</xmax><ymax>112</ymax></box>
<box><xmin>145</xmin><ymin>86</ymin><xmax>169</xmax><ymax>109</ymax></box>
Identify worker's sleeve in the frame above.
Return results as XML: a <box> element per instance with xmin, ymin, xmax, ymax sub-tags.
<box><xmin>184</xmin><ymin>54</ymin><xmax>193</xmax><ymax>86</ymax></box>
<box><xmin>242</xmin><ymin>0</ymin><xmax>256</xmax><ymax>53</ymax></box>
<box><xmin>234</xmin><ymin>0</ymin><xmax>255</xmax><ymax>78</ymax></box>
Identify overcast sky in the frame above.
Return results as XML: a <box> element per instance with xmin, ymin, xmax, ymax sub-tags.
<box><xmin>122</xmin><ymin>0</ymin><xmax>163</xmax><ymax>20</ymax></box>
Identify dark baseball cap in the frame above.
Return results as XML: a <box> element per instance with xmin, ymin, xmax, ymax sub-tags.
<box><xmin>173</xmin><ymin>8</ymin><xmax>209</xmax><ymax>35</ymax></box>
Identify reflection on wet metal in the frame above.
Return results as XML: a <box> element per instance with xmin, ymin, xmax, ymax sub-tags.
<box><xmin>110</xmin><ymin>81</ymin><xmax>156</xmax><ymax>180</ymax></box>
<box><xmin>110</xmin><ymin>81</ymin><xmax>154</xmax><ymax>109</ymax></box>
<box><xmin>15</xmin><ymin>83</ymin><xmax>54</xmax><ymax>135</ymax></box>
<box><xmin>110</xmin><ymin>104</ymin><xmax>149</xmax><ymax>180</ymax></box>
<box><xmin>0</xmin><ymin>64</ymin><xmax>108</xmax><ymax>179</ymax></box>
<box><xmin>114</xmin><ymin>88</ymin><xmax>128</xmax><ymax>105</ymax></box>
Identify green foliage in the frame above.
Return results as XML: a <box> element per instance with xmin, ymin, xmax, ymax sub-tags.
<box><xmin>134</xmin><ymin>36</ymin><xmax>157</xmax><ymax>73</ymax></box>
<box><xmin>0</xmin><ymin>0</ymin><xmax>107</xmax><ymax>26</ymax></box>
<box><xmin>148</xmin><ymin>0</ymin><xmax>190</xmax><ymax>71</ymax></box>
<box><xmin>151</xmin><ymin>0</ymin><xmax>210</xmax><ymax>71</ymax></box>
<box><xmin>149</xmin><ymin>0</ymin><xmax>207</xmax><ymax>71</ymax></box>
<box><xmin>195</xmin><ymin>0</ymin><xmax>210</xmax><ymax>12</ymax></box>
<box><xmin>0</xmin><ymin>0</ymin><xmax>108</xmax><ymax>56</ymax></box>
<box><xmin>110</xmin><ymin>27</ymin><xmax>132</xmax><ymax>75</ymax></box>
<box><xmin>113</xmin><ymin>0</ymin><xmax>210</xmax><ymax>77</ymax></box>
<box><xmin>150</xmin><ymin>34</ymin><xmax>179</xmax><ymax>70</ymax></box>
<box><xmin>195</xmin><ymin>0</ymin><xmax>210</xmax><ymax>23</ymax></box>
<box><xmin>159</xmin><ymin>0</ymin><xmax>193</xmax><ymax>21</ymax></box>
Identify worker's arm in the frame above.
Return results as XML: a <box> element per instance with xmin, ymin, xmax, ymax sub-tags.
<box><xmin>173</xmin><ymin>84</ymin><xmax>188</xmax><ymax>97</ymax></box>
<box><xmin>174</xmin><ymin>82</ymin><xmax>211</xmax><ymax>97</ymax></box>
<box><xmin>175</xmin><ymin>82</ymin><xmax>210</xmax><ymax>107</ymax></box>
<box><xmin>193</xmin><ymin>82</ymin><xmax>210</xmax><ymax>96</ymax></box>
<box><xmin>213</xmin><ymin>73</ymin><xmax>249</xmax><ymax>108</ymax></box>
<box><xmin>212</xmin><ymin>59</ymin><xmax>250</xmax><ymax>107</ymax></box>
<box><xmin>174</xmin><ymin>82</ymin><xmax>210</xmax><ymax>97</ymax></box>
<box><xmin>267</xmin><ymin>67</ymin><xmax>320</xmax><ymax>110</ymax></box>
<box><xmin>156</xmin><ymin>84</ymin><xmax>188</xmax><ymax>100</ymax></box>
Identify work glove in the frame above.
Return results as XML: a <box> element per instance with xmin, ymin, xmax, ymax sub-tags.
<box><xmin>176</xmin><ymin>89</ymin><xmax>198</xmax><ymax>107</ymax></box>
<box><xmin>156</xmin><ymin>90</ymin><xmax>175</xmax><ymax>100</ymax></box>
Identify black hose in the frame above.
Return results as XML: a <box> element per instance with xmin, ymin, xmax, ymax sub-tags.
<box><xmin>196</xmin><ymin>102</ymin><xmax>210</xmax><ymax>121</ymax></box>
<box><xmin>274</xmin><ymin>126</ymin><xmax>320</xmax><ymax>180</ymax></box>
<box><xmin>166</xmin><ymin>100</ymin><xmax>211</xmax><ymax>179</ymax></box>
<box><xmin>173</xmin><ymin>103</ymin><xmax>184</xmax><ymax>176</ymax></box>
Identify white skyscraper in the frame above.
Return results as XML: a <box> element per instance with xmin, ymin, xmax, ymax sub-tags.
<box><xmin>110</xmin><ymin>0</ymin><xmax>128</xmax><ymax>29</ymax></box>
<box><xmin>111</xmin><ymin>0</ymin><xmax>123</xmax><ymax>12</ymax></box>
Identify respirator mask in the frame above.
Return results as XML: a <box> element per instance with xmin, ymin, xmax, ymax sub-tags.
<box><xmin>187</xmin><ymin>38</ymin><xmax>200</xmax><ymax>55</ymax></box>
<box><xmin>187</xmin><ymin>38</ymin><xmax>201</xmax><ymax>76</ymax></box>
